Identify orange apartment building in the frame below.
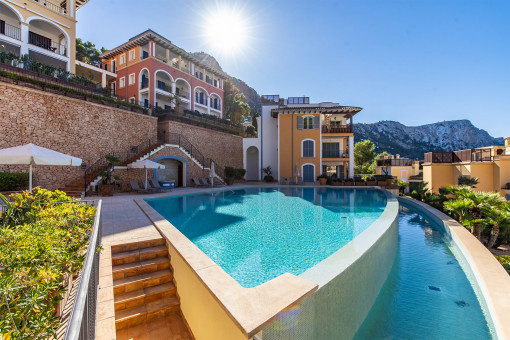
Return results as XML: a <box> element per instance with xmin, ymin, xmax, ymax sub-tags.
<box><xmin>100</xmin><ymin>29</ymin><xmax>227</xmax><ymax>116</ymax></box>
<box><xmin>243</xmin><ymin>95</ymin><xmax>362</xmax><ymax>182</ymax></box>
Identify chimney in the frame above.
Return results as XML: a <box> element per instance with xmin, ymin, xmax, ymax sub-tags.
<box><xmin>396</xmin><ymin>154</ymin><xmax>400</xmax><ymax>159</ymax></box>
<box><xmin>505</xmin><ymin>137</ymin><xmax>510</xmax><ymax>147</ymax></box>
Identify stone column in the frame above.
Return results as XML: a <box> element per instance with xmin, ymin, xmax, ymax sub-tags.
<box><xmin>207</xmin><ymin>95</ymin><xmax>211</xmax><ymax>115</ymax></box>
<box><xmin>101</xmin><ymin>72</ymin><xmax>107</xmax><ymax>88</ymax></box>
<box><xmin>171</xmin><ymin>82</ymin><xmax>176</xmax><ymax>108</ymax></box>
<box><xmin>20</xmin><ymin>23</ymin><xmax>29</xmax><ymax>55</ymax></box>
<box><xmin>348</xmin><ymin>136</ymin><xmax>354</xmax><ymax>178</ymax></box>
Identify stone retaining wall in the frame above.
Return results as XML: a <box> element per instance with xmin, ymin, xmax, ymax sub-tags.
<box><xmin>0</xmin><ymin>82</ymin><xmax>157</xmax><ymax>190</ymax></box>
<box><xmin>158</xmin><ymin>121</ymin><xmax>243</xmax><ymax>169</ymax></box>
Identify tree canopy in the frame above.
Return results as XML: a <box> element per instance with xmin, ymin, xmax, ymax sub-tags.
<box><xmin>76</xmin><ymin>38</ymin><xmax>106</xmax><ymax>66</ymax></box>
<box><xmin>223</xmin><ymin>79</ymin><xmax>250</xmax><ymax>125</ymax></box>
<box><xmin>354</xmin><ymin>140</ymin><xmax>377</xmax><ymax>174</ymax></box>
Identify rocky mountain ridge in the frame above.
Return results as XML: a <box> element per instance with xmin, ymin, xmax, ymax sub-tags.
<box><xmin>354</xmin><ymin>120</ymin><xmax>504</xmax><ymax>160</ymax></box>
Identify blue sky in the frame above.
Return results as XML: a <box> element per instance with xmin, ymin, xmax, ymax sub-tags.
<box><xmin>77</xmin><ymin>0</ymin><xmax>509</xmax><ymax>138</ymax></box>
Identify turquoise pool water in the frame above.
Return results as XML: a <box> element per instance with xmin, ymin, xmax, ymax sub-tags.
<box><xmin>354</xmin><ymin>202</ymin><xmax>494</xmax><ymax>339</ymax></box>
<box><xmin>146</xmin><ymin>187</ymin><xmax>387</xmax><ymax>287</ymax></box>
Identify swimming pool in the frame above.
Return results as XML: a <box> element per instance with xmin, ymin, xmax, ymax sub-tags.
<box><xmin>146</xmin><ymin>186</ymin><xmax>387</xmax><ymax>288</ymax></box>
<box><xmin>353</xmin><ymin>202</ymin><xmax>495</xmax><ymax>339</ymax></box>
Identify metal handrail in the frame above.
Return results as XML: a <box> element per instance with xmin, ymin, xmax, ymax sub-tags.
<box><xmin>63</xmin><ymin>200</ymin><xmax>102</xmax><ymax>340</ymax></box>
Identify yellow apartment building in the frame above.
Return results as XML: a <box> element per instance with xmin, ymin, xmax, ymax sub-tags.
<box><xmin>376</xmin><ymin>155</ymin><xmax>422</xmax><ymax>182</ymax></box>
<box><xmin>0</xmin><ymin>0</ymin><xmax>116</xmax><ymax>85</ymax></box>
<box><xmin>423</xmin><ymin>137</ymin><xmax>510</xmax><ymax>199</ymax></box>
<box><xmin>243</xmin><ymin>95</ymin><xmax>362</xmax><ymax>182</ymax></box>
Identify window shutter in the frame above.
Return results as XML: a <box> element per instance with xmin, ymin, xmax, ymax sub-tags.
<box><xmin>297</xmin><ymin>116</ymin><xmax>304</xmax><ymax>129</ymax></box>
<box><xmin>313</xmin><ymin>116</ymin><xmax>320</xmax><ymax>129</ymax></box>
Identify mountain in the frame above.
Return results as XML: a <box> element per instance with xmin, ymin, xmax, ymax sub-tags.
<box><xmin>190</xmin><ymin>52</ymin><xmax>224</xmax><ymax>73</ymax></box>
<box><xmin>354</xmin><ymin>120</ymin><xmax>504</xmax><ymax>160</ymax></box>
<box><xmin>191</xmin><ymin>52</ymin><xmax>261</xmax><ymax>112</ymax></box>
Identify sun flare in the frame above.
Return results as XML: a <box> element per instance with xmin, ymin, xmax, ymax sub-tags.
<box><xmin>204</xmin><ymin>6</ymin><xmax>250</xmax><ymax>56</ymax></box>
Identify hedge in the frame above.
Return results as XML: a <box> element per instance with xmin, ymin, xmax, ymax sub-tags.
<box><xmin>0</xmin><ymin>172</ymin><xmax>29</xmax><ymax>191</ymax></box>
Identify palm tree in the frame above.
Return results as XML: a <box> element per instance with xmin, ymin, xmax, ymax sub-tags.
<box><xmin>444</xmin><ymin>199</ymin><xmax>473</xmax><ymax>225</ymax></box>
<box><xmin>483</xmin><ymin>201</ymin><xmax>510</xmax><ymax>248</ymax></box>
<box><xmin>445</xmin><ymin>186</ymin><xmax>500</xmax><ymax>241</ymax></box>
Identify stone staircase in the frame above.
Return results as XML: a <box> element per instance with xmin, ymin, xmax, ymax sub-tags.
<box><xmin>110</xmin><ymin>237</ymin><xmax>190</xmax><ymax>338</ymax></box>
<box><xmin>58</xmin><ymin>133</ymin><xmax>225</xmax><ymax>197</ymax></box>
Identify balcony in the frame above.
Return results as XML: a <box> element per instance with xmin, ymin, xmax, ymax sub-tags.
<box><xmin>322</xmin><ymin>124</ymin><xmax>352</xmax><ymax>134</ymax></box>
<box><xmin>322</xmin><ymin>150</ymin><xmax>349</xmax><ymax>159</ymax></box>
<box><xmin>0</xmin><ymin>20</ymin><xmax>21</xmax><ymax>40</ymax></box>
<box><xmin>29</xmin><ymin>31</ymin><xmax>67</xmax><ymax>56</ymax></box>
<box><xmin>177</xmin><ymin>90</ymin><xmax>189</xmax><ymax>100</ymax></box>
<box><xmin>424</xmin><ymin>149</ymin><xmax>497</xmax><ymax>163</ymax></box>
<box><xmin>377</xmin><ymin>159</ymin><xmax>413</xmax><ymax>167</ymax></box>
<box><xmin>32</xmin><ymin>0</ymin><xmax>68</xmax><ymax>16</ymax></box>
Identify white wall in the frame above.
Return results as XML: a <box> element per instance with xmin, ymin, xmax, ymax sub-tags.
<box><xmin>260</xmin><ymin>105</ymin><xmax>279</xmax><ymax>179</ymax></box>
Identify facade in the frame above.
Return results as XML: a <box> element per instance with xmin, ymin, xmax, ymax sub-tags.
<box><xmin>422</xmin><ymin>137</ymin><xmax>510</xmax><ymax>199</ymax></box>
<box><xmin>100</xmin><ymin>30</ymin><xmax>226</xmax><ymax>117</ymax></box>
<box><xmin>243</xmin><ymin>95</ymin><xmax>362</xmax><ymax>182</ymax></box>
<box><xmin>0</xmin><ymin>0</ymin><xmax>90</xmax><ymax>72</ymax></box>
<box><xmin>376</xmin><ymin>155</ymin><xmax>422</xmax><ymax>182</ymax></box>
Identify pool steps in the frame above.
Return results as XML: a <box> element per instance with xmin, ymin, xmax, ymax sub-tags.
<box><xmin>110</xmin><ymin>237</ymin><xmax>184</xmax><ymax>332</ymax></box>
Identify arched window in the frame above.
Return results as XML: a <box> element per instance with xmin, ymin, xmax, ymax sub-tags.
<box><xmin>302</xmin><ymin>140</ymin><xmax>314</xmax><ymax>158</ymax></box>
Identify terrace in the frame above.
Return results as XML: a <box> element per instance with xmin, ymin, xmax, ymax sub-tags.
<box><xmin>424</xmin><ymin>147</ymin><xmax>505</xmax><ymax>163</ymax></box>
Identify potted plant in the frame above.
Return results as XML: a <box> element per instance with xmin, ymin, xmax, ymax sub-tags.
<box><xmin>345</xmin><ymin>178</ymin><xmax>354</xmax><ymax>186</ymax></box>
<box><xmin>317</xmin><ymin>173</ymin><xmax>328</xmax><ymax>185</ymax></box>
<box><xmin>263</xmin><ymin>166</ymin><xmax>274</xmax><ymax>183</ymax></box>
<box><xmin>98</xmin><ymin>155</ymin><xmax>120</xmax><ymax>196</ymax></box>
<box><xmin>356</xmin><ymin>179</ymin><xmax>367</xmax><ymax>186</ymax></box>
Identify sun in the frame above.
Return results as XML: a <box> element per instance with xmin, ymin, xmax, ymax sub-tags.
<box><xmin>203</xmin><ymin>6</ymin><xmax>250</xmax><ymax>56</ymax></box>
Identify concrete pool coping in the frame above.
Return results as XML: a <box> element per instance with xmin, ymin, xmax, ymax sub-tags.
<box><xmin>135</xmin><ymin>185</ymin><xmax>397</xmax><ymax>337</ymax></box>
<box><xmin>399</xmin><ymin>196</ymin><xmax>510</xmax><ymax>340</ymax></box>
<box><xmin>300</xmin><ymin>189</ymin><xmax>399</xmax><ymax>287</ymax></box>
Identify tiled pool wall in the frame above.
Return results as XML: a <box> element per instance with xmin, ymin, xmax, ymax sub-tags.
<box><xmin>261</xmin><ymin>191</ymin><xmax>400</xmax><ymax>340</ymax></box>
<box><xmin>398</xmin><ymin>197</ymin><xmax>510</xmax><ymax>339</ymax></box>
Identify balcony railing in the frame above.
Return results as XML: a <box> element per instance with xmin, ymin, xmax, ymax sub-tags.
<box><xmin>424</xmin><ymin>149</ymin><xmax>496</xmax><ymax>163</ymax></box>
<box><xmin>377</xmin><ymin>159</ymin><xmax>413</xmax><ymax>167</ymax></box>
<box><xmin>322</xmin><ymin>125</ymin><xmax>352</xmax><ymax>133</ymax></box>
<box><xmin>322</xmin><ymin>150</ymin><xmax>349</xmax><ymax>158</ymax></box>
<box><xmin>33</xmin><ymin>0</ymin><xmax>67</xmax><ymax>15</ymax></box>
<box><xmin>29</xmin><ymin>32</ymin><xmax>67</xmax><ymax>56</ymax></box>
<box><xmin>0</xmin><ymin>21</ymin><xmax>21</xmax><ymax>40</ymax></box>
<box><xmin>140</xmin><ymin>80</ymin><xmax>148</xmax><ymax>90</ymax></box>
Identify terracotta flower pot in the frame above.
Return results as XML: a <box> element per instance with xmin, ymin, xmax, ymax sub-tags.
<box><xmin>319</xmin><ymin>178</ymin><xmax>327</xmax><ymax>185</ymax></box>
<box><xmin>99</xmin><ymin>184</ymin><xmax>115</xmax><ymax>196</ymax></box>
<box><xmin>367</xmin><ymin>181</ymin><xmax>377</xmax><ymax>186</ymax></box>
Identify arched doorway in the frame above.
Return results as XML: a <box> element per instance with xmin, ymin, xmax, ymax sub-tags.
<box><xmin>302</xmin><ymin>164</ymin><xmax>315</xmax><ymax>182</ymax></box>
<box><xmin>154</xmin><ymin>157</ymin><xmax>188</xmax><ymax>187</ymax></box>
<box><xmin>246</xmin><ymin>146</ymin><xmax>259</xmax><ymax>181</ymax></box>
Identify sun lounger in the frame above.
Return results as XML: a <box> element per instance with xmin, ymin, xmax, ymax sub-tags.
<box><xmin>130</xmin><ymin>180</ymin><xmax>151</xmax><ymax>193</ymax></box>
<box><xmin>193</xmin><ymin>178</ymin><xmax>208</xmax><ymax>187</ymax></box>
<box><xmin>200</xmin><ymin>178</ymin><xmax>211</xmax><ymax>186</ymax></box>
<box><xmin>280</xmin><ymin>177</ymin><xmax>288</xmax><ymax>184</ymax></box>
<box><xmin>142</xmin><ymin>180</ymin><xmax>163</xmax><ymax>193</ymax></box>
<box><xmin>150</xmin><ymin>179</ymin><xmax>172</xmax><ymax>192</ymax></box>
<box><xmin>296</xmin><ymin>177</ymin><xmax>304</xmax><ymax>185</ymax></box>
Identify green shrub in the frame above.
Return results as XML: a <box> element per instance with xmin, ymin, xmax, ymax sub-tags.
<box><xmin>496</xmin><ymin>255</ymin><xmax>510</xmax><ymax>274</ymax></box>
<box><xmin>224</xmin><ymin>167</ymin><xmax>246</xmax><ymax>180</ymax></box>
<box><xmin>0</xmin><ymin>189</ymin><xmax>96</xmax><ymax>339</ymax></box>
<box><xmin>0</xmin><ymin>172</ymin><xmax>29</xmax><ymax>191</ymax></box>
